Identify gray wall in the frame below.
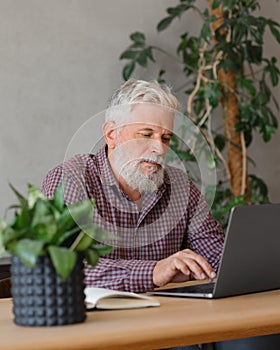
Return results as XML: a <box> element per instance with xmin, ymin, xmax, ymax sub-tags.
<box><xmin>0</xmin><ymin>0</ymin><xmax>279</xmax><ymax>216</ymax></box>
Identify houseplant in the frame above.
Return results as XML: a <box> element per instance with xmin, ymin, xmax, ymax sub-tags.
<box><xmin>119</xmin><ymin>0</ymin><xmax>280</xmax><ymax>227</ymax></box>
<box><xmin>0</xmin><ymin>183</ymin><xmax>112</xmax><ymax>326</ymax></box>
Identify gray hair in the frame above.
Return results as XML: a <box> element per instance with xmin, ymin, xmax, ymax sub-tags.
<box><xmin>105</xmin><ymin>79</ymin><xmax>180</xmax><ymax>125</ymax></box>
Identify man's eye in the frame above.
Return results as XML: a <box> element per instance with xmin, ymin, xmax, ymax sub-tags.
<box><xmin>162</xmin><ymin>137</ymin><xmax>171</xmax><ymax>143</ymax></box>
<box><xmin>140</xmin><ymin>133</ymin><xmax>152</xmax><ymax>137</ymax></box>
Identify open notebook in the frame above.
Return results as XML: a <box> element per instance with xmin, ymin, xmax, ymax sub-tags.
<box><xmin>85</xmin><ymin>287</ymin><xmax>160</xmax><ymax>310</ymax></box>
<box><xmin>149</xmin><ymin>204</ymin><xmax>280</xmax><ymax>299</ymax></box>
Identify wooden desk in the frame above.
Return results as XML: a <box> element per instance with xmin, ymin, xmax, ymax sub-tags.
<box><xmin>1</xmin><ymin>289</ymin><xmax>280</xmax><ymax>350</ymax></box>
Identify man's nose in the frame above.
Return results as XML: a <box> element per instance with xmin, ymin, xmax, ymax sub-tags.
<box><xmin>150</xmin><ymin>139</ymin><xmax>165</xmax><ymax>156</ymax></box>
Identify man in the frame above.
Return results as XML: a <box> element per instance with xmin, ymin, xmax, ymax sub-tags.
<box><xmin>42</xmin><ymin>79</ymin><xmax>224</xmax><ymax>293</ymax></box>
<box><xmin>42</xmin><ymin>79</ymin><xmax>279</xmax><ymax>349</ymax></box>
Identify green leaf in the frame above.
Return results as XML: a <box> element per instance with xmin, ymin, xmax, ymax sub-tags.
<box><xmin>55</xmin><ymin>226</ymin><xmax>81</xmax><ymax>246</ymax></box>
<box><xmin>0</xmin><ymin>218</ymin><xmax>6</xmax><ymax>232</ymax></box>
<box><xmin>206</xmin><ymin>153</ymin><xmax>216</xmax><ymax>170</ymax></box>
<box><xmin>268</xmin><ymin>20</ymin><xmax>280</xmax><ymax>44</ymax></box>
<box><xmin>4</xmin><ymin>204</ymin><xmax>21</xmax><ymax>219</ymax></box>
<box><xmin>238</xmin><ymin>78</ymin><xmax>256</xmax><ymax>95</ymax></box>
<box><xmin>12</xmin><ymin>239</ymin><xmax>45</xmax><ymax>268</ymax></box>
<box><xmin>214</xmin><ymin>134</ymin><xmax>226</xmax><ymax>152</ymax></box>
<box><xmin>31</xmin><ymin>199</ymin><xmax>54</xmax><ymax>232</ymax></box>
<box><xmin>234</xmin><ymin>122</ymin><xmax>246</xmax><ymax>132</ymax></box>
<box><xmin>267</xmin><ymin>107</ymin><xmax>278</xmax><ymax>128</ymax></box>
<box><xmin>212</xmin><ymin>0</ymin><xmax>222</xmax><ymax>10</ymax></box>
<box><xmin>245</xmin><ymin>41</ymin><xmax>262</xmax><ymax>64</ymax></box>
<box><xmin>270</xmin><ymin>69</ymin><xmax>279</xmax><ymax>87</ymax></box>
<box><xmin>157</xmin><ymin>16</ymin><xmax>174</xmax><ymax>32</ymax></box>
<box><xmin>27</xmin><ymin>184</ymin><xmax>46</xmax><ymax>209</ymax></box>
<box><xmin>56</xmin><ymin>207</ymin><xmax>76</xmax><ymax>233</ymax></box>
<box><xmin>122</xmin><ymin>62</ymin><xmax>135</xmax><ymax>80</ymax></box>
<box><xmin>82</xmin><ymin>225</ymin><xmax>114</xmax><ymax>243</ymax></box>
<box><xmin>130</xmin><ymin>32</ymin><xmax>145</xmax><ymax>44</ymax></box>
<box><xmin>34</xmin><ymin>221</ymin><xmax>57</xmax><ymax>243</ymax></box>
<box><xmin>54</xmin><ymin>199</ymin><xmax>94</xmax><ymax>244</ymax></box>
<box><xmin>136</xmin><ymin>51</ymin><xmax>148</xmax><ymax>68</ymax></box>
<box><xmin>33</xmin><ymin>214</ymin><xmax>58</xmax><ymax>243</ymax></box>
<box><xmin>157</xmin><ymin>69</ymin><xmax>166</xmax><ymax>84</ymax></box>
<box><xmin>263</xmin><ymin>57</ymin><xmax>280</xmax><ymax>87</ymax></box>
<box><xmin>119</xmin><ymin>50</ymin><xmax>138</xmax><ymax>60</ymax></box>
<box><xmin>249</xmin><ymin>27</ymin><xmax>263</xmax><ymax>46</ymax></box>
<box><xmin>71</xmin><ymin>231</ymin><xmax>94</xmax><ymax>251</ymax></box>
<box><xmin>48</xmin><ymin>246</ymin><xmax>77</xmax><ymax>281</ymax></box>
<box><xmin>9</xmin><ymin>183</ymin><xmax>28</xmax><ymax>208</ymax></box>
<box><xmin>128</xmin><ymin>41</ymin><xmax>146</xmax><ymax>49</ymax></box>
<box><xmin>204</xmin><ymin>82</ymin><xmax>222</xmax><ymax>108</ymax></box>
<box><xmin>249</xmin><ymin>174</ymin><xmax>269</xmax><ymax>203</ymax></box>
<box><xmin>166</xmin><ymin>2</ymin><xmax>193</xmax><ymax>18</ymax></box>
<box><xmin>261</xmin><ymin>124</ymin><xmax>276</xmax><ymax>142</ymax></box>
<box><xmin>94</xmin><ymin>244</ymin><xmax>113</xmax><ymax>256</ymax></box>
<box><xmin>170</xmin><ymin>149</ymin><xmax>195</xmax><ymax>162</ymax></box>
<box><xmin>200</xmin><ymin>22</ymin><xmax>212</xmax><ymax>43</ymax></box>
<box><xmin>85</xmin><ymin>249</ymin><xmax>99</xmax><ymax>267</ymax></box>
<box><xmin>244</xmin><ymin>130</ymin><xmax>253</xmax><ymax>147</ymax></box>
<box><xmin>222</xmin><ymin>0</ymin><xmax>236</xmax><ymax>11</ymax></box>
<box><xmin>68</xmin><ymin>199</ymin><xmax>94</xmax><ymax>227</ymax></box>
<box><xmin>16</xmin><ymin>205</ymin><xmax>31</xmax><ymax>230</ymax></box>
<box><xmin>272</xmin><ymin>94</ymin><xmax>280</xmax><ymax>112</ymax></box>
<box><xmin>167</xmin><ymin>4</ymin><xmax>188</xmax><ymax>17</ymax></box>
<box><xmin>53</xmin><ymin>184</ymin><xmax>65</xmax><ymax>212</ymax></box>
<box><xmin>2</xmin><ymin>226</ymin><xmax>25</xmax><ymax>246</ymax></box>
<box><xmin>144</xmin><ymin>47</ymin><xmax>155</xmax><ymax>62</ymax></box>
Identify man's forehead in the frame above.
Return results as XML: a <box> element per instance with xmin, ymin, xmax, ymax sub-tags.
<box><xmin>127</xmin><ymin>103</ymin><xmax>174</xmax><ymax>129</ymax></box>
<box><xmin>123</xmin><ymin>122</ymin><xmax>173</xmax><ymax>134</ymax></box>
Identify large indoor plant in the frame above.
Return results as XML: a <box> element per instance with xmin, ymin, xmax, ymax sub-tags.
<box><xmin>119</xmin><ymin>0</ymin><xmax>280</xmax><ymax>227</ymax></box>
<box><xmin>0</xmin><ymin>183</ymin><xmax>112</xmax><ymax>326</ymax></box>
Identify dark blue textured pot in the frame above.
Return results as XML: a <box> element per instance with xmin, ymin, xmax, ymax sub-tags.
<box><xmin>11</xmin><ymin>255</ymin><xmax>86</xmax><ymax>326</ymax></box>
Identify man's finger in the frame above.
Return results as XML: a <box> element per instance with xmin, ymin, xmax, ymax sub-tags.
<box><xmin>181</xmin><ymin>249</ymin><xmax>216</xmax><ymax>279</ymax></box>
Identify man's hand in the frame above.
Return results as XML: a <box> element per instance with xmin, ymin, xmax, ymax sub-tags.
<box><xmin>153</xmin><ymin>249</ymin><xmax>216</xmax><ymax>287</ymax></box>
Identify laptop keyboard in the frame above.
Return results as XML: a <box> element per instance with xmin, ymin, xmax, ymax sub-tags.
<box><xmin>193</xmin><ymin>282</ymin><xmax>214</xmax><ymax>293</ymax></box>
<box><xmin>176</xmin><ymin>282</ymin><xmax>215</xmax><ymax>294</ymax></box>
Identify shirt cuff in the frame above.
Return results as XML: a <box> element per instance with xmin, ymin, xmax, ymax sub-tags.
<box><xmin>127</xmin><ymin>260</ymin><xmax>157</xmax><ymax>292</ymax></box>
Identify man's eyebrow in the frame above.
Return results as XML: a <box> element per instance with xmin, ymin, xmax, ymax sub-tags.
<box><xmin>138</xmin><ymin>127</ymin><xmax>173</xmax><ymax>136</ymax></box>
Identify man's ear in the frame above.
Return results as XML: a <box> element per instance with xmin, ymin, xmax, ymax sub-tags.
<box><xmin>102</xmin><ymin>121</ymin><xmax>117</xmax><ymax>149</ymax></box>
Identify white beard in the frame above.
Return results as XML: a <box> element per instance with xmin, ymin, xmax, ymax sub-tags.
<box><xmin>113</xmin><ymin>148</ymin><xmax>165</xmax><ymax>193</ymax></box>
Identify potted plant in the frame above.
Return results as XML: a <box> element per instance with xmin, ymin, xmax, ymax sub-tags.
<box><xmin>0</xmin><ymin>183</ymin><xmax>112</xmax><ymax>327</ymax></box>
<box><xmin>119</xmin><ymin>0</ymin><xmax>280</xmax><ymax>228</ymax></box>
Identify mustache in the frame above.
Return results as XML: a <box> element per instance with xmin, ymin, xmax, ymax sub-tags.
<box><xmin>136</xmin><ymin>155</ymin><xmax>165</xmax><ymax>167</ymax></box>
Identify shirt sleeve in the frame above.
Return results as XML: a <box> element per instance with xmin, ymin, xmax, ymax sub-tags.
<box><xmin>41</xmin><ymin>166</ymin><xmax>63</xmax><ymax>199</ymax></box>
<box><xmin>185</xmin><ymin>180</ymin><xmax>225</xmax><ymax>272</ymax></box>
<box><xmin>41</xmin><ymin>158</ymin><xmax>89</xmax><ymax>205</ymax></box>
<box><xmin>84</xmin><ymin>258</ymin><xmax>157</xmax><ymax>293</ymax></box>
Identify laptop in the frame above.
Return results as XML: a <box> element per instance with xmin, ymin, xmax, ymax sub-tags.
<box><xmin>149</xmin><ymin>204</ymin><xmax>280</xmax><ymax>299</ymax></box>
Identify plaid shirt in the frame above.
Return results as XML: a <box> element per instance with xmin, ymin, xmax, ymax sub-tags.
<box><xmin>42</xmin><ymin>146</ymin><xmax>224</xmax><ymax>292</ymax></box>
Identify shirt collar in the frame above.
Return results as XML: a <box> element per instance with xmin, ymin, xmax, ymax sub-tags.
<box><xmin>96</xmin><ymin>145</ymin><xmax>118</xmax><ymax>186</ymax></box>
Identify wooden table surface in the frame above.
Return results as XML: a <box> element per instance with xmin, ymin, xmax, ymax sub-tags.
<box><xmin>1</xmin><ymin>289</ymin><xmax>280</xmax><ymax>350</ymax></box>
